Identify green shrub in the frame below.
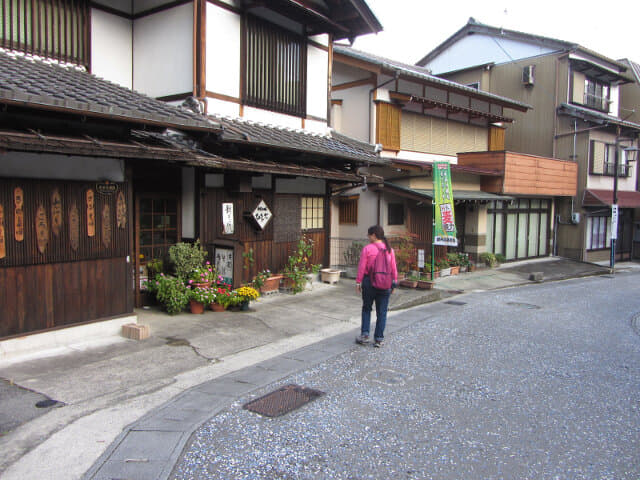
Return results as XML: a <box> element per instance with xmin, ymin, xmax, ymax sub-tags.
<box><xmin>154</xmin><ymin>274</ymin><xmax>189</xmax><ymax>315</ymax></box>
<box><xmin>169</xmin><ymin>240</ymin><xmax>208</xmax><ymax>280</ymax></box>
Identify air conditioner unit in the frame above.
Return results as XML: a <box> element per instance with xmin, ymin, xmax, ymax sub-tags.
<box><xmin>522</xmin><ymin>65</ymin><xmax>535</xmax><ymax>86</ymax></box>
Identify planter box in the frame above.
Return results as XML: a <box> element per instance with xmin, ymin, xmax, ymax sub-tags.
<box><xmin>320</xmin><ymin>268</ymin><xmax>341</xmax><ymax>284</ymax></box>
<box><xmin>439</xmin><ymin>267</ymin><xmax>452</xmax><ymax>277</ymax></box>
<box><xmin>417</xmin><ymin>280</ymin><xmax>434</xmax><ymax>290</ymax></box>
<box><xmin>399</xmin><ymin>279</ymin><xmax>418</xmax><ymax>288</ymax></box>
<box><xmin>450</xmin><ymin>266</ymin><xmax>460</xmax><ymax>275</ymax></box>
<box><xmin>459</xmin><ymin>265</ymin><xmax>468</xmax><ymax>273</ymax></box>
<box><xmin>259</xmin><ymin>275</ymin><xmax>283</xmax><ymax>293</ymax></box>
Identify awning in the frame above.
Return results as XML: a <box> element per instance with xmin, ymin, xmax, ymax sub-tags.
<box><xmin>583</xmin><ymin>189</ymin><xmax>640</xmax><ymax>208</ymax></box>
<box><xmin>381</xmin><ymin>182</ymin><xmax>513</xmax><ymax>203</ymax></box>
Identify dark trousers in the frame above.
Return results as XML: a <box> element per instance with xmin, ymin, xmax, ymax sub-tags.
<box><xmin>360</xmin><ymin>275</ymin><xmax>391</xmax><ymax>341</ymax></box>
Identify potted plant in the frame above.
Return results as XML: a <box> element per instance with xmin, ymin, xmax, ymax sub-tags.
<box><xmin>320</xmin><ymin>268</ymin><xmax>341</xmax><ymax>284</ymax></box>
<box><xmin>211</xmin><ymin>286</ymin><xmax>232</xmax><ymax>311</ymax></box>
<box><xmin>436</xmin><ymin>258</ymin><xmax>451</xmax><ymax>277</ymax></box>
<box><xmin>188</xmin><ymin>286</ymin><xmax>214</xmax><ymax>314</ymax></box>
<box><xmin>417</xmin><ymin>272</ymin><xmax>435</xmax><ymax>289</ymax></box>
<box><xmin>234</xmin><ymin>286</ymin><xmax>260</xmax><ymax>310</ymax></box>
<box><xmin>392</xmin><ymin>233</ymin><xmax>417</xmax><ymax>277</ymax></box>
<box><xmin>254</xmin><ymin>269</ymin><xmax>283</xmax><ymax>294</ymax></box>
<box><xmin>169</xmin><ymin>239</ymin><xmax>208</xmax><ymax>280</ymax></box>
<box><xmin>282</xmin><ymin>236</ymin><xmax>314</xmax><ymax>294</ymax></box>
<box><xmin>480</xmin><ymin>252</ymin><xmax>499</xmax><ymax>268</ymax></box>
<box><xmin>154</xmin><ymin>274</ymin><xmax>189</xmax><ymax>315</ymax></box>
<box><xmin>187</xmin><ymin>262</ymin><xmax>216</xmax><ymax>288</ymax></box>
<box><xmin>399</xmin><ymin>273</ymin><xmax>419</xmax><ymax>288</ymax></box>
<box><xmin>446</xmin><ymin>253</ymin><xmax>460</xmax><ymax>275</ymax></box>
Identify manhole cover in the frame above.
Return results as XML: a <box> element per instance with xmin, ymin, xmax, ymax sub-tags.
<box><xmin>445</xmin><ymin>300</ymin><xmax>467</xmax><ymax>306</ymax></box>
<box><xmin>35</xmin><ymin>399</ymin><xmax>58</xmax><ymax>408</ymax></box>
<box><xmin>243</xmin><ymin>384</ymin><xmax>324</xmax><ymax>417</ymax></box>
<box><xmin>506</xmin><ymin>302</ymin><xmax>540</xmax><ymax>310</ymax></box>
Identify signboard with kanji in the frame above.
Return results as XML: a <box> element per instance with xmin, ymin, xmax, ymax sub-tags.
<box><xmin>252</xmin><ymin>200</ymin><xmax>273</xmax><ymax>230</ymax></box>
<box><xmin>433</xmin><ymin>161</ymin><xmax>458</xmax><ymax>246</ymax></box>
<box><xmin>222</xmin><ymin>203</ymin><xmax>234</xmax><ymax>235</ymax></box>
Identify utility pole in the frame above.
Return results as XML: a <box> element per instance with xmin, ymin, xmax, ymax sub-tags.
<box><xmin>610</xmin><ymin>126</ymin><xmax>620</xmax><ymax>270</ymax></box>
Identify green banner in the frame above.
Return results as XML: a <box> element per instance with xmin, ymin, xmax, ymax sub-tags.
<box><xmin>433</xmin><ymin>161</ymin><xmax>458</xmax><ymax>246</ymax></box>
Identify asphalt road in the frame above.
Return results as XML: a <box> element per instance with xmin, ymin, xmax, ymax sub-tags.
<box><xmin>171</xmin><ymin>271</ymin><xmax>640</xmax><ymax>480</ymax></box>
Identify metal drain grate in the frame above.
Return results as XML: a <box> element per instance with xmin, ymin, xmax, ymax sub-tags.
<box><xmin>243</xmin><ymin>384</ymin><xmax>324</xmax><ymax>417</ymax></box>
<box><xmin>445</xmin><ymin>300</ymin><xmax>467</xmax><ymax>306</ymax></box>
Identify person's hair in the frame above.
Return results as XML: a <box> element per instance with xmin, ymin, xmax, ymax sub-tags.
<box><xmin>368</xmin><ymin>225</ymin><xmax>390</xmax><ymax>252</ymax></box>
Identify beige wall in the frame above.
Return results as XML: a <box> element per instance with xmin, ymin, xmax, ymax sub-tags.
<box><xmin>400</xmin><ymin>112</ymin><xmax>488</xmax><ymax>156</ymax></box>
<box><xmin>620</xmin><ymin>80</ymin><xmax>640</xmax><ymax>124</ymax></box>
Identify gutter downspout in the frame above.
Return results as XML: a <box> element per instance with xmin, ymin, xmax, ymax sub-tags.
<box><xmin>368</xmin><ymin>71</ymin><xmax>400</xmax><ymax>143</ymax></box>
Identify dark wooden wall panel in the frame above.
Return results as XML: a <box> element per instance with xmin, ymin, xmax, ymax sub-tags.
<box><xmin>0</xmin><ymin>257</ymin><xmax>130</xmax><ymax>338</ymax></box>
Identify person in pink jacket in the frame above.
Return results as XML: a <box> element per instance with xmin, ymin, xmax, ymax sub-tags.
<box><xmin>355</xmin><ymin>225</ymin><xmax>398</xmax><ymax>347</ymax></box>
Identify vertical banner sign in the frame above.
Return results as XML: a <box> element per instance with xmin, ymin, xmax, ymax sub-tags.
<box><xmin>433</xmin><ymin>162</ymin><xmax>458</xmax><ymax>246</ymax></box>
<box><xmin>0</xmin><ymin>204</ymin><xmax>6</xmax><ymax>259</ymax></box>
<box><xmin>222</xmin><ymin>203</ymin><xmax>234</xmax><ymax>234</ymax></box>
<box><xmin>102</xmin><ymin>204</ymin><xmax>112</xmax><ymax>247</ymax></box>
<box><xmin>116</xmin><ymin>191</ymin><xmax>127</xmax><ymax>229</ymax></box>
<box><xmin>69</xmin><ymin>204</ymin><xmax>80</xmax><ymax>251</ymax></box>
<box><xmin>51</xmin><ymin>189</ymin><xmax>63</xmax><ymax>236</ymax></box>
<box><xmin>215</xmin><ymin>247</ymin><xmax>234</xmax><ymax>285</ymax></box>
<box><xmin>86</xmin><ymin>189</ymin><xmax>95</xmax><ymax>237</ymax></box>
<box><xmin>14</xmin><ymin>187</ymin><xmax>24</xmax><ymax>242</ymax></box>
<box><xmin>611</xmin><ymin>204</ymin><xmax>619</xmax><ymax>240</ymax></box>
<box><xmin>417</xmin><ymin>249</ymin><xmax>425</xmax><ymax>268</ymax></box>
<box><xmin>36</xmin><ymin>205</ymin><xmax>49</xmax><ymax>254</ymax></box>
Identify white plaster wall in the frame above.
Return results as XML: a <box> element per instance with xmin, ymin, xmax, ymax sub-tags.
<box><xmin>309</xmin><ymin>34</ymin><xmax>329</xmax><ymax>46</ymax></box>
<box><xmin>382</xmin><ymin>150</ymin><xmax>457</xmax><ymax>164</ymax></box>
<box><xmin>133</xmin><ymin>4</ymin><xmax>193</xmax><ymax>98</ymax></box>
<box><xmin>587</xmin><ymin>131</ymin><xmax>638</xmax><ymax>191</ymax></box>
<box><xmin>206</xmin><ymin>97</ymin><xmax>240</xmax><ymax>117</ymax></box>
<box><xmin>334</xmin><ymin>84</ymin><xmax>371</xmax><ymax>142</ymax></box>
<box><xmin>609</xmin><ymin>84</ymin><xmax>619</xmax><ymax>117</ymax></box>
<box><xmin>181</xmin><ymin>167</ymin><xmax>195</xmax><ymax>239</ymax></box>
<box><xmin>425</xmin><ymin>34</ymin><xmax>556</xmax><ymax>74</ymax></box>
<box><xmin>206</xmin><ymin>4</ymin><xmax>241</xmax><ymax>99</ymax></box>
<box><xmin>91</xmin><ymin>9</ymin><xmax>133</xmax><ymax>89</ymax></box>
<box><xmin>307</xmin><ymin>44</ymin><xmax>329</xmax><ymax>120</ymax></box>
<box><xmin>0</xmin><ymin>153</ymin><xmax>125</xmax><ymax>182</ymax></box>
<box><xmin>244</xmin><ymin>106</ymin><xmax>301</xmax><ymax>129</ymax></box>
<box><xmin>305</xmin><ymin>118</ymin><xmax>329</xmax><ymax>134</ymax></box>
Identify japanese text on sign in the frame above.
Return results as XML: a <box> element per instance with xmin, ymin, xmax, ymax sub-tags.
<box><xmin>222</xmin><ymin>203</ymin><xmax>234</xmax><ymax>235</ymax></box>
<box><xmin>252</xmin><ymin>200</ymin><xmax>273</xmax><ymax>230</ymax></box>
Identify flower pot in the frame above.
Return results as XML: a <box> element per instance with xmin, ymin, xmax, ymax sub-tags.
<box><xmin>450</xmin><ymin>266</ymin><xmax>460</xmax><ymax>275</ymax></box>
<box><xmin>240</xmin><ymin>300</ymin><xmax>250</xmax><ymax>311</ymax></box>
<box><xmin>468</xmin><ymin>264</ymin><xmax>476</xmax><ymax>272</ymax></box>
<box><xmin>399</xmin><ymin>279</ymin><xmax>418</xmax><ymax>288</ymax></box>
<box><xmin>210</xmin><ymin>302</ymin><xmax>225</xmax><ymax>312</ymax></box>
<box><xmin>259</xmin><ymin>275</ymin><xmax>283</xmax><ymax>293</ymax></box>
<box><xmin>459</xmin><ymin>265</ymin><xmax>468</xmax><ymax>273</ymax></box>
<box><xmin>439</xmin><ymin>267</ymin><xmax>452</xmax><ymax>277</ymax></box>
<box><xmin>191</xmin><ymin>281</ymin><xmax>211</xmax><ymax>289</ymax></box>
<box><xmin>320</xmin><ymin>268</ymin><xmax>341</xmax><ymax>285</ymax></box>
<box><xmin>189</xmin><ymin>300</ymin><xmax>205</xmax><ymax>314</ymax></box>
<box><xmin>417</xmin><ymin>280</ymin><xmax>434</xmax><ymax>289</ymax></box>
<box><xmin>432</xmin><ymin>270</ymin><xmax>440</xmax><ymax>279</ymax></box>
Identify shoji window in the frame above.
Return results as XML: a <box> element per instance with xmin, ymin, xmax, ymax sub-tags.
<box><xmin>244</xmin><ymin>15</ymin><xmax>306</xmax><ymax>117</ymax></box>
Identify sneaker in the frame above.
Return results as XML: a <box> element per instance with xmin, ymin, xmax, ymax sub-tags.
<box><xmin>373</xmin><ymin>340</ymin><xmax>384</xmax><ymax>348</ymax></box>
<box><xmin>355</xmin><ymin>334</ymin><xmax>370</xmax><ymax>345</ymax></box>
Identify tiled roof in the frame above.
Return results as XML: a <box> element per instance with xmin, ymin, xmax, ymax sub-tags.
<box><xmin>0</xmin><ymin>48</ymin><xmax>219</xmax><ymax>131</ymax></box>
<box><xmin>619</xmin><ymin>58</ymin><xmax>640</xmax><ymax>84</ymax></box>
<box><xmin>212</xmin><ymin>115</ymin><xmax>385</xmax><ymax>164</ymax></box>
<box><xmin>334</xmin><ymin>45</ymin><xmax>531</xmax><ymax>111</ymax></box>
<box><xmin>558</xmin><ymin>103</ymin><xmax>640</xmax><ymax>131</ymax></box>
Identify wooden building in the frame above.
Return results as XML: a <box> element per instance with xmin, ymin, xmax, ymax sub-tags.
<box><xmin>0</xmin><ymin>0</ymin><xmax>384</xmax><ymax>339</ymax></box>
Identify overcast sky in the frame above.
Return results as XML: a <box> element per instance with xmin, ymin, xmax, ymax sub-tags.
<box><xmin>351</xmin><ymin>0</ymin><xmax>640</xmax><ymax>67</ymax></box>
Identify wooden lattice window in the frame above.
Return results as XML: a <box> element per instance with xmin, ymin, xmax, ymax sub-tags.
<box><xmin>0</xmin><ymin>0</ymin><xmax>89</xmax><ymax>67</ymax></box>
<box><xmin>137</xmin><ymin>195</ymin><xmax>180</xmax><ymax>264</ymax></box>
<box><xmin>376</xmin><ymin>102</ymin><xmax>401</xmax><ymax>151</ymax></box>
<box><xmin>301</xmin><ymin>196</ymin><xmax>323</xmax><ymax>230</ymax></box>
<box><xmin>243</xmin><ymin>14</ymin><xmax>306</xmax><ymax>117</ymax></box>
<box><xmin>339</xmin><ymin>196</ymin><xmax>358</xmax><ymax>225</ymax></box>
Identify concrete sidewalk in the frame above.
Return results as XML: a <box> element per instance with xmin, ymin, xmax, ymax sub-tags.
<box><xmin>0</xmin><ymin>256</ymin><xmax>624</xmax><ymax>479</ymax></box>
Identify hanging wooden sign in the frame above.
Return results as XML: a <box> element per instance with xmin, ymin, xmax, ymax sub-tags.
<box><xmin>35</xmin><ymin>204</ymin><xmax>49</xmax><ymax>254</ymax></box>
<box><xmin>51</xmin><ymin>189</ymin><xmax>63</xmax><ymax>236</ymax></box>
<box><xmin>86</xmin><ymin>189</ymin><xmax>95</xmax><ymax>237</ymax></box>
<box><xmin>96</xmin><ymin>182</ymin><xmax>118</xmax><ymax>195</ymax></box>
<box><xmin>116</xmin><ymin>191</ymin><xmax>127</xmax><ymax>229</ymax></box>
<box><xmin>69</xmin><ymin>204</ymin><xmax>80</xmax><ymax>251</ymax></box>
<box><xmin>0</xmin><ymin>204</ymin><xmax>6</xmax><ymax>259</ymax></box>
<box><xmin>102</xmin><ymin>204</ymin><xmax>111</xmax><ymax>247</ymax></box>
<box><xmin>14</xmin><ymin>187</ymin><xmax>24</xmax><ymax>242</ymax></box>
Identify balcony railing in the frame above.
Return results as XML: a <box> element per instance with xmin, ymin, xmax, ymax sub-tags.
<box><xmin>584</xmin><ymin>93</ymin><xmax>611</xmax><ymax>112</ymax></box>
<box><xmin>603</xmin><ymin>162</ymin><xmax>631</xmax><ymax>177</ymax></box>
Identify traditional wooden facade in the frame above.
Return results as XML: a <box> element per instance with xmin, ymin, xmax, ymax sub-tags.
<box><xmin>0</xmin><ymin>1</ymin><xmax>383</xmax><ymax>339</ymax></box>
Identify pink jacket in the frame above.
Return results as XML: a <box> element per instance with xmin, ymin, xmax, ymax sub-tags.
<box><xmin>356</xmin><ymin>242</ymin><xmax>398</xmax><ymax>285</ymax></box>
